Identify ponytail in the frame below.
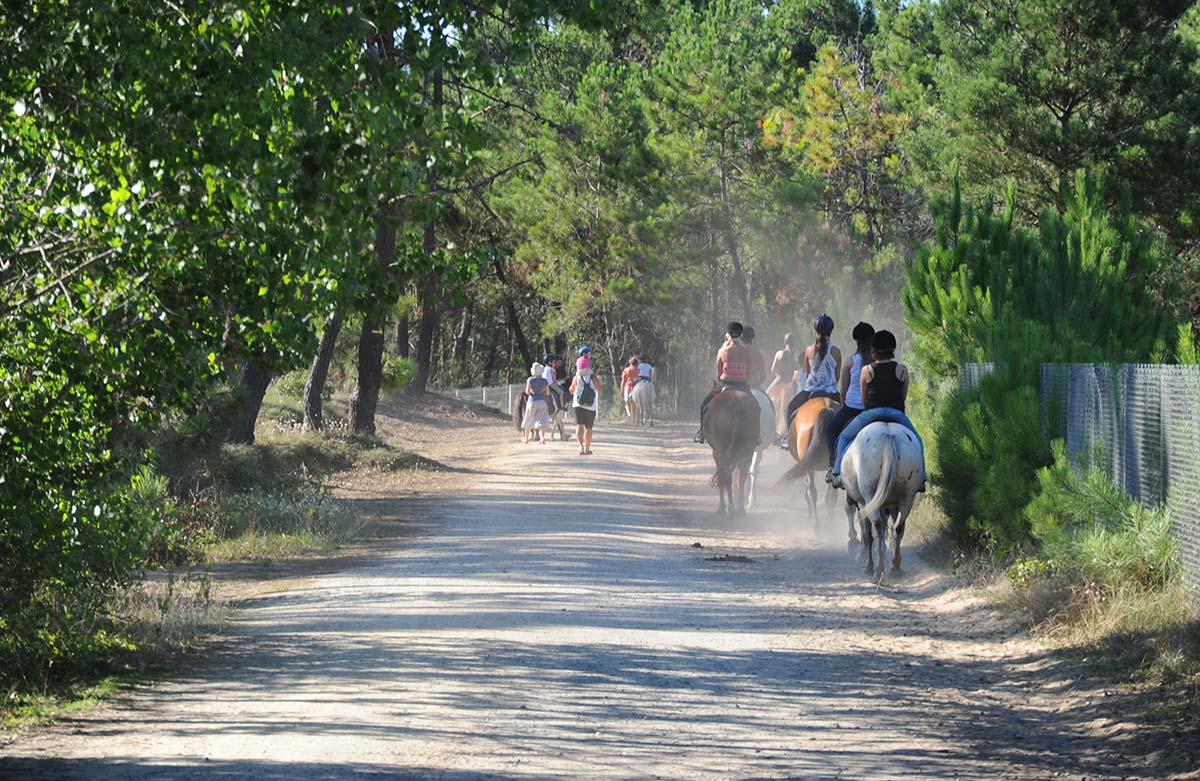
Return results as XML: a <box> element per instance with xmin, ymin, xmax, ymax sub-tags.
<box><xmin>857</xmin><ymin>338</ymin><xmax>872</xmax><ymax>362</ymax></box>
<box><xmin>815</xmin><ymin>333</ymin><xmax>829</xmax><ymax>362</ymax></box>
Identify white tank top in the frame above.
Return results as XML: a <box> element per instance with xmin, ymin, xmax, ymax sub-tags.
<box><xmin>844</xmin><ymin>353</ymin><xmax>866</xmax><ymax>409</ymax></box>
<box><xmin>803</xmin><ymin>345</ymin><xmax>839</xmax><ymax>394</ymax></box>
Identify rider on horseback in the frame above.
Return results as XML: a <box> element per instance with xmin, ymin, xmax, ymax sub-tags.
<box><xmin>621</xmin><ymin>357</ymin><xmax>640</xmax><ymax>416</ymax></box>
<box><xmin>693</xmin><ymin>322</ymin><xmax>760</xmax><ymax>444</ymax></box>
<box><xmin>823</xmin><ymin>321</ymin><xmax>873</xmax><ymax>467</ymax></box>
<box><xmin>739</xmin><ymin>327</ymin><xmax>767</xmax><ymax>390</ymax></box>
<box><xmin>636</xmin><ymin>353</ymin><xmax>654</xmax><ymax>385</ymax></box>
<box><xmin>784</xmin><ymin>314</ymin><xmax>842</xmax><ymax>425</ymax></box>
<box><xmin>825</xmin><ymin>329</ymin><xmax>925</xmax><ymax>490</ymax></box>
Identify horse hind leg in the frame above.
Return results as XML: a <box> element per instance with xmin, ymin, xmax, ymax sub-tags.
<box><xmin>845</xmin><ymin>496</ymin><xmax>859</xmax><ymax>556</ymax></box>
<box><xmin>804</xmin><ymin>472</ymin><xmax>819</xmax><ymax>527</ymax></box>
<box><xmin>874</xmin><ymin>511</ymin><xmax>887</xmax><ymax>580</ymax></box>
<box><xmin>860</xmin><ymin>511</ymin><xmax>875</xmax><ymax>575</ymax></box>
<box><xmin>891</xmin><ymin>497</ymin><xmax>914</xmax><ymax>575</ymax></box>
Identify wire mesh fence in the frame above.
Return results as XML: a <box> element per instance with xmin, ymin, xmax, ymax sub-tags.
<box><xmin>963</xmin><ymin>362</ymin><xmax>1200</xmax><ymax>594</ymax></box>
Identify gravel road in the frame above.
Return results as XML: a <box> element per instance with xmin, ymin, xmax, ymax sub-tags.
<box><xmin>1</xmin><ymin>422</ymin><xmax>1193</xmax><ymax>780</ymax></box>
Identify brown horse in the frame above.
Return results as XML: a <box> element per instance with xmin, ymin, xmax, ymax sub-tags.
<box><xmin>702</xmin><ymin>389</ymin><xmax>762</xmax><ymax>516</ymax></box>
<box><xmin>782</xmin><ymin>396</ymin><xmax>842</xmax><ymax>525</ymax></box>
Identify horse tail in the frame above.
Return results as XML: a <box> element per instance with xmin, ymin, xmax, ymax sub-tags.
<box><xmin>860</xmin><ymin>433</ymin><xmax>897</xmax><ymax>518</ymax></box>
<box><xmin>781</xmin><ymin>406</ymin><xmax>833</xmax><ymax>483</ymax></box>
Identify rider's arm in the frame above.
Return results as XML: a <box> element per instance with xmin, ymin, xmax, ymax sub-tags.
<box><xmin>897</xmin><ymin>363</ymin><xmax>910</xmax><ymax>403</ymax></box>
<box><xmin>860</xmin><ymin>363</ymin><xmax>874</xmax><ymax>403</ymax></box>
<box><xmin>770</xmin><ymin>351</ymin><xmax>783</xmax><ymax>377</ymax></box>
<box><xmin>838</xmin><ymin>358</ymin><xmax>851</xmax><ymax>403</ymax></box>
<box><xmin>831</xmin><ymin>346</ymin><xmax>843</xmax><ymax>382</ymax></box>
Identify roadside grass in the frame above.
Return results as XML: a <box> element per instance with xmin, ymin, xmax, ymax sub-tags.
<box><xmin>2</xmin><ymin>389</ymin><xmax>445</xmax><ymax>729</ymax></box>
<box><xmin>910</xmin><ymin>466</ymin><xmax>1200</xmax><ymax>723</ymax></box>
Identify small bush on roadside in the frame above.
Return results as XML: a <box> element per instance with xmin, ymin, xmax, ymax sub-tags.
<box><xmin>382</xmin><ymin>356</ymin><xmax>417</xmax><ymax>391</ymax></box>
<box><xmin>1024</xmin><ymin>441</ymin><xmax>1178</xmax><ymax>595</ymax></box>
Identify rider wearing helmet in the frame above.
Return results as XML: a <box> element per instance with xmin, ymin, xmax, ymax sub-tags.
<box><xmin>823</xmin><ymin>322</ymin><xmax>873</xmax><ymax>469</ymax></box>
<box><xmin>826</xmin><ymin>329</ymin><xmax>925</xmax><ymax>489</ymax></box>
<box><xmin>693</xmin><ymin>321</ymin><xmax>756</xmax><ymax>444</ymax></box>
<box><xmin>785</xmin><ymin>314</ymin><xmax>841</xmax><ymax>423</ymax></box>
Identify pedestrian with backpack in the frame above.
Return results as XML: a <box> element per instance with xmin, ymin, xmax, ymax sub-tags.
<box><xmin>570</xmin><ymin>358</ymin><xmax>601</xmax><ymax>455</ymax></box>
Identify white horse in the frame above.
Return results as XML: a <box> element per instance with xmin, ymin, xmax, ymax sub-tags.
<box><xmin>630</xmin><ymin>380</ymin><xmax>655</xmax><ymax>426</ymax></box>
<box><xmin>747</xmin><ymin>388</ymin><xmax>776</xmax><ymax>510</ymax></box>
<box><xmin>840</xmin><ymin>422</ymin><xmax>926</xmax><ymax>578</ymax></box>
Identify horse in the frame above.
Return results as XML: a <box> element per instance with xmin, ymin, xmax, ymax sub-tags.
<box><xmin>781</xmin><ymin>396</ymin><xmax>841</xmax><ymax>525</ymax></box>
<box><xmin>630</xmin><ymin>380</ymin><xmax>655</xmax><ymax>427</ymax></box>
<box><xmin>702</xmin><ymin>388</ymin><xmax>762</xmax><ymax>516</ymax></box>
<box><xmin>839</xmin><ymin>421</ymin><xmax>926</xmax><ymax>578</ymax></box>
<box><xmin>747</xmin><ymin>388</ymin><xmax>776</xmax><ymax>510</ymax></box>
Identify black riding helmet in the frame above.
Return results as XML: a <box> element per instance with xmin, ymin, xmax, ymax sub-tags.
<box><xmin>851</xmin><ymin>322</ymin><xmax>875</xmax><ymax>343</ymax></box>
<box><xmin>872</xmin><ymin>329</ymin><xmax>897</xmax><ymax>355</ymax></box>
<box><xmin>742</xmin><ymin>325</ymin><xmax>756</xmax><ymax>343</ymax></box>
<box><xmin>813</xmin><ymin>313</ymin><xmax>834</xmax><ymax>334</ymax></box>
<box><xmin>543</xmin><ymin>353</ymin><xmax>559</xmax><ymax>364</ymax></box>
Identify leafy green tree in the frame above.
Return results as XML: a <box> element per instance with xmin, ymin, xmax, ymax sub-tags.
<box><xmin>880</xmin><ymin>0</ymin><xmax>1200</xmax><ymax>243</ymax></box>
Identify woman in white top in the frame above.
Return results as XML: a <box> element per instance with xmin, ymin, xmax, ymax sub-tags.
<box><xmin>824</xmin><ymin>321</ymin><xmax>874</xmax><ymax>469</ymax></box>
<box><xmin>785</xmin><ymin>313</ymin><xmax>841</xmax><ymax>422</ymax></box>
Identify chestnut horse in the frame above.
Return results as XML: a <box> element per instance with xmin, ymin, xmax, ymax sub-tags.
<box><xmin>781</xmin><ymin>396</ymin><xmax>841</xmax><ymax>524</ymax></box>
<box><xmin>702</xmin><ymin>389</ymin><xmax>762</xmax><ymax>516</ymax></box>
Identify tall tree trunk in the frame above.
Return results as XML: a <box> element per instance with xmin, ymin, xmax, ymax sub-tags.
<box><xmin>227</xmin><ymin>361</ymin><xmax>272</xmax><ymax>444</ymax></box>
<box><xmin>454</xmin><ymin>308</ymin><xmax>472</xmax><ymax>378</ymax></box>
<box><xmin>396</xmin><ymin>316</ymin><xmax>409</xmax><ymax>358</ymax></box>
<box><xmin>348</xmin><ymin>221</ymin><xmax>395</xmax><ymax>435</ymax></box>
<box><xmin>553</xmin><ymin>334</ymin><xmax>567</xmax><ymax>358</ymax></box>
<box><xmin>301</xmin><ymin>309</ymin><xmax>345</xmax><ymax>433</ymax></box>
<box><xmin>482</xmin><ymin>324</ymin><xmax>499</xmax><ymax>385</ymax></box>
<box><xmin>504</xmin><ymin>299</ymin><xmax>533</xmax><ymax>370</ymax></box>
<box><xmin>407</xmin><ymin>67</ymin><xmax>443</xmax><ymax>394</ymax></box>
<box><xmin>718</xmin><ymin>137</ymin><xmax>753</xmax><ymax>324</ymax></box>
<box><xmin>409</xmin><ymin>270</ymin><xmax>438</xmax><ymax>393</ymax></box>
<box><xmin>348</xmin><ymin>316</ymin><xmax>385</xmax><ymax>436</ymax></box>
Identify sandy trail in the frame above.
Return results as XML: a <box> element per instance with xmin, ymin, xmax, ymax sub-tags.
<box><xmin>0</xmin><ymin>422</ymin><xmax>1189</xmax><ymax>780</ymax></box>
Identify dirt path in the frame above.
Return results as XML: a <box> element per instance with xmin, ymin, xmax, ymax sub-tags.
<box><xmin>2</xmin><ymin>422</ymin><xmax>1194</xmax><ymax>780</ymax></box>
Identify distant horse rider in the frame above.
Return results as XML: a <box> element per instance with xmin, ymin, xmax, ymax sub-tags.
<box><xmin>694</xmin><ymin>322</ymin><xmax>761</xmax><ymax>444</ymax></box>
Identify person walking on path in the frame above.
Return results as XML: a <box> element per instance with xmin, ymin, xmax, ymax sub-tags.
<box><xmin>522</xmin><ymin>362</ymin><xmax>554</xmax><ymax>444</ymax></box>
<box><xmin>570</xmin><ymin>365</ymin><xmax>601</xmax><ymax>455</ymax></box>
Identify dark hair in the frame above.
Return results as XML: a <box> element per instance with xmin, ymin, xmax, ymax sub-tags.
<box><xmin>726</xmin><ymin>321</ymin><xmax>744</xmax><ymax>338</ymax></box>
<box><xmin>742</xmin><ymin>325</ymin><xmax>756</xmax><ymax>343</ymax></box>
<box><xmin>852</xmin><ymin>322</ymin><xmax>875</xmax><ymax>361</ymax></box>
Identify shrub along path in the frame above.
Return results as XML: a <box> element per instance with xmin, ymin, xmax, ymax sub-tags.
<box><xmin>1</xmin><ymin>419</ymin><xmax>1195</xmax><ymax>779</ymax></box>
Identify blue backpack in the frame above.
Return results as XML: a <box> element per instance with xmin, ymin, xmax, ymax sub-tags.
<box><xmin>575</xmin><ymin>376</ymin><xmax>596</xmax><ymax>406</ymax></box>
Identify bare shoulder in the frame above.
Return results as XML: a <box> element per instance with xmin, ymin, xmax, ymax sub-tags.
<box><xmin>896</xmin><ymin>362</ymin><xmax>910</xmax><ymax>381</ymax></box>
<box><xmin>861</xmin><ymin>363</ymin><xmax>876</xmax><ymax>380</ymax></box>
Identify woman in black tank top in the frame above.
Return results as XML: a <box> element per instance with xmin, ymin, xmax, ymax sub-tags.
<box><xmin>865</xmin><ymin>361</ymin><xmax>905</xmax><ymax>412</ymax></box>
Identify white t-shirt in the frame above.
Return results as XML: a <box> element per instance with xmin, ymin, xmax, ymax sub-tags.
<box><xmin>637</xmin><ymin>362</ymin><xmax>653</xmax><ymax>379</ymax></box>
<box><xmin>572</xmin><ymin>372</ymin><xmax>599</xmax><ymax>411</ymax></box>
<box><xmin>542</xmin><ymin>365</ymin><xmax>558</xmax><ymax>385</ymax></box>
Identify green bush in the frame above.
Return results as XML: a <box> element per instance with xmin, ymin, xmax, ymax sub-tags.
<box><xmin>1024</xmin><ymin>441</ymin><xmax>1178</xmax><ymax>594</ymax></box>
<box><xmin>382</xmin><ymin>356</ymin><xmax>417</xmax><ymax>391</ymax></box>
<box><xmin>934</xmin><ymin>373</ymin><xmax>1052</xmax><ymax>549</ymax></box>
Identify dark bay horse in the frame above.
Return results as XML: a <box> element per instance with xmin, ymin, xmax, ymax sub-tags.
<box><xmin>782</xmin><ymin>396</ymin><xmax>842</xmax><ymax>525</ymax></box>
<box><xmin>702</xmin><ymin>389</ymin><xmax>762</xmax><ymax>516</ymax></box>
